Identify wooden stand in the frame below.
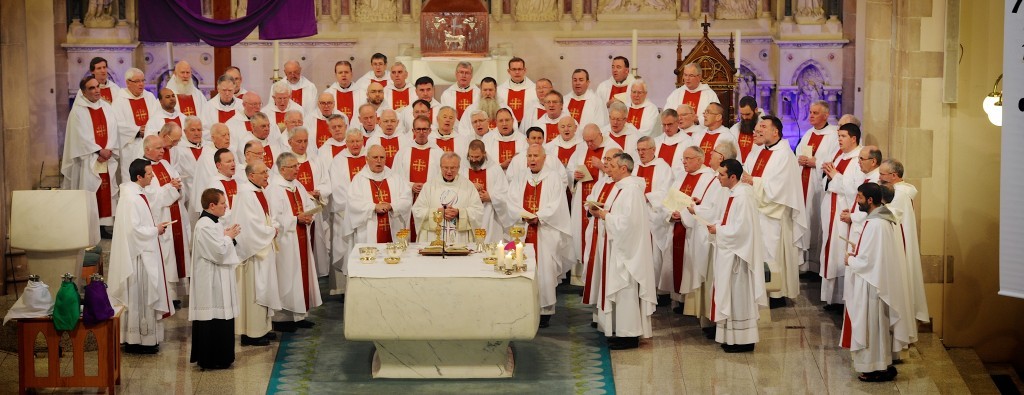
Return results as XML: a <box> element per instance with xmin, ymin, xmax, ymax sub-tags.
<box><xmin>17</xmin><ymin>309</ymin><xmax>122</xmax><ymax>394</ymax></box>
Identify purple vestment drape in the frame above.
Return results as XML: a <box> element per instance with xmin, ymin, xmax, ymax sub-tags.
<box><xmin>139</xmin><ymin>0</ymin><xmax>317</xmax><ymax>46</ymax></box>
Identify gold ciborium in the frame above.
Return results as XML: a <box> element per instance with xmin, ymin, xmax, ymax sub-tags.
<box><xmin>509</xmin><ymin>223</ymin><xmax>525</xmax><ymax>244</ymax></box>
<box><xmin>473</xmin><ymin>228</ymin><xmax>487</xmax><ymax>251</ymax></box>
<box><xmin>396</xmin><ymin>228</ymin><xmax>410</xmax><ymax>250</ymax></box>
<box><xmin>431</xmin><ymin>209</ymin><xmax>445</xmax><ymax>247</ymax></box>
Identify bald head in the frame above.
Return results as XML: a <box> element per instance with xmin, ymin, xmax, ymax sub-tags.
<box><xmin>211</xmin><ymin>123</ymin><xmax>231</xmax><ymax>149</ymax></box>
<box><xmin>582</xmin><ymin>123</ymin><xmax>603</xmax><ymax>150</ymax></box>
<box><xmin>527</xmin><ymin>144</ymin><xmax>547</xmax><ymax>173</ymax></box>
<box><xmin>173</xmin><ymin>61</ymin><xmax>193</xmax><ymax>84</ymax></box>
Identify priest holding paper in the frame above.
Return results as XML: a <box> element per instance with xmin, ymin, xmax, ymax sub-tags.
<box><xmin>506</xmin><ymin>144</ymin><xmax>572</xmax><ymax>328</ymax></box>
<box><xmin>587</xmin><ymin>152</ymin><xmax>656</xmax><ymax>350</ymax></box>
<box><xmin>412</xmin><ymin>152</ymin><xmax>484</xmax><ymax>245</ymax></box>
<box><xmin>231</xmin><ymin>162</ymin><xmax>281</xmax><ymax>346</ymax></box>
<box><xmin>708</xmin><ymin>159</ymin><xmax>766</xmax><ymax>353</ymax></box>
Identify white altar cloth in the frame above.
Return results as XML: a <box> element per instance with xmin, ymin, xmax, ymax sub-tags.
<box><xmin>344</xmin><ymin>243</ymin><xmax>539</xmax><ymax>379</ymax></box>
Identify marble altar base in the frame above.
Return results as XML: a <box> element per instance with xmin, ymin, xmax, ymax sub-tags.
<box><xmin>372</xmin><ymin>340</ymin><xmax>514</xmax><ymax>378</ymax></box>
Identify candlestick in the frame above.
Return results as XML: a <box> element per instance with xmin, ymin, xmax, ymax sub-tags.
<box><xmin>166</xmin><ymin>42</ymin><xmax>173</xmax><ymax>77</ymax></box>
<box><xmin>631</xmin><ymin>29</ymin><xmax>638</xmax><ymax>77</ymax></box>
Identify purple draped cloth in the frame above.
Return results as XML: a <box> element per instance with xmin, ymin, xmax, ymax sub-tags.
<box><xmin>139</xmin><ymin>0</ymin><xmax>317</xmax><ymax>47</ymax></box>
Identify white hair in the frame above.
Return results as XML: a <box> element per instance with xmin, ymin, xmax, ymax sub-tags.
<box><xmin>272</xmin><ymin>81</ymin><xmax>292</xmax><ymax>95</ymax></box>
<box><xmin>125</xmin><ymin>68</ymin><xmax>145</xmax><ymax>81</ymax></box>
<box><xmin>288</xmin><ymin>126</ymin><xmax>308</xmax><ymax>141</ymax></box>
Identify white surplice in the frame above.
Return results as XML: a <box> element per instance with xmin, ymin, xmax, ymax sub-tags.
<box><xmin>889</xmin><ymin>182</ymin><xmax>930</xmax><ymax>327</ymax></box>
<box><xmin>188</xmin><ymin>214</ymin><xmax>241</xmax><ymax>321</ymax></box>
<box><xmin>113</xmin><ymin>88</ymin><xmax>158</xmax><ymax>183</ymax></box>
<box><xmin>819</xmin><ymin>146</ymin><xmax>864</xmax><ymax>303</ymax></box>
<box><xmin>711</xmin><ymin>183</ymin><xmax>767</xmax><ymax>345</ymax></box>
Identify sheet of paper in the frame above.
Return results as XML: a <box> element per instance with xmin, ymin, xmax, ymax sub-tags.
<box><xmin>584</xmin><ymin>200</ymin><xmax>604</xmax><ymax>209</ymax></box>
<box><xmin>692</xmin><ymin>213</ymin><xmax>712</xmax><ymax>227</ymax></box>
<box><xmin>797</xmin><ymin>145</ymin><xmax>813</xmax><ymax>158</ymax></box>
<box><xmin>612</xmin><ymin>92</ymin><xmax>629</xmax><ymax>105</ymax></box>
<box><xmin>838</xmin><ymin>235</ymin><xmax>857</xmax><ymax>248</ymax></box>
<box><xmin>575</xmin><ymin>165</ymin><xmax>594</xmax><ymax>183</ymax></box>
<box><xmin>302</xmin><ymin>205</ymin><xmax>324</xmax><ymax>216</ymax></box>
<box><xmin>661</xmin><ymin>189</ymin><xmax>695</xmax><ymax>213</ymax></box>
<box><xmin>520</xmin><ymin>211</ymin><xmax>538</xmax><ymax>219</ymax></box>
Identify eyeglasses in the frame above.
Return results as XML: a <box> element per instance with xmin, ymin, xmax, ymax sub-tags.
<box><xmin>859</xmin><ymin>157</ymin><xmax>872</xmax><ymax>161</ymax></box>
<box><xmin>245</xmin><ymin>151</ymin><xmax>264</xmax><ymax>156</ymax></box>
<box><xmin>126</xmin><ymin>79</ymin><xmax>144</xmax><ymax>83</ymax></box>
<box><xmin>414</xmin><ymin>127</ymin><xmax>431</xmax><ymax>131</ymax></box>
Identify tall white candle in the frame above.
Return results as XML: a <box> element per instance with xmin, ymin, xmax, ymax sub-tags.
<box><xmin>631</xmin><ymin>29</ymin><xmax>638</xmax><ymax>76</ymax></box>
<box><xmin>735</xmin><ymin>30</ymin><xmax>742</xmax><ymax>76</ymax></box>
<box><xmin>273</xmin><ymin>41</ymin><xmax>280</xmax><ymax>70</ymax></box>
<box><xmin>166</xmin><ymin>42</ymin><xmax>173</xmax><ymax>75</ymax></box>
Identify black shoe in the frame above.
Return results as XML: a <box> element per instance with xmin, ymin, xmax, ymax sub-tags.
<box><xmin>294</xmin><ymin>320</ymin><xmax>315</xmax><ymax>329</ymax></box>
<box><xmin>272</xmin><ymin>321</ymin><xmax>298</xmax><ymax>332</ymax></box>
<box><xmin>241</xmin><ymin>335</ymin><xmax>270</xmax><ymax>346</ymax></box>
<box><xmin>702</xmin><ymin>326</ymin><xmax>716</xmax><ymax>340</ymax></box>
<box><xmin>769</xmin><ymin>297</ymin><xmax>787</xmax><ymax>309</ymax></box>
<box><xmin>100</xmin><ymin>227</ymin><xmax>113</xmax><ymax>240</ymax></box>
<box><xmin>538</xmin><ymin>315</ymin><xmax>551</xmax><ymax>328</ymax></box>
<box><xmin>590</xmin><ymin>322</ymin><xmax>597</xmax><ymax>328</ymax></box>
<box><xmin>657</xmin><ymin>295</ymin><xmax>671</xmax><ymax>307</ymax></box>
<box><xmin>173</xmin><ymin>300</ymin><xmax>182</xmax><ymax>310</ymax></box>
<box><xmin>261</xmin><ymin>332</ymin><xmax>278</xmax><ymax>341</ymax></box>
<box><xmin>124</xmin><ymin>344</ymin><xmax>159</xmax><ymax>354</ymax></box>
<box><xmin>799</xmin><ymin>271</ymin><xmax>820</xmax><ymax>281</ymax></box>
<box><xmin>672</xmin><ymin>305</ymin><xmax>684</xmax><ymax>314</ymax></box>
<box><xmin>721</xmin><ymin>343</ymin><xmax>755</xmax><ymax>353</ymax></box>
<box><xmin>608</xmin><ymin>336</ymin><xmax>640</xmax><ymax>350</ymax></box>
<box><xmin>338</xmin><ymin>294</ymin><xmax>345</xmax><ymax>304</ymax></box>
<box><xmin>823</xmin><ymin>303</ymin><xmax>845</xmax><ymax>313</ymax></box>
<box><xmin>200</xmin><ymin>363</ymin><xmax>232</xmax><ymax>370</ymax></box>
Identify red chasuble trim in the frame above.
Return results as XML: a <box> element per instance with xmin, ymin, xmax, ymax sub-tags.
<box><xmin>720</xmin><ymin>196</ymin><xmax>736</xmax><ymax>226</ymax></box>
<box><xmin>658</xmin><ymin>143</ymin><xmax>678</xmax><ymax>166</ymax></box>
<box><xmin>220</xmin><ymin>179</ymin><xmax>238</xmax><ymax>206</ymax></box>
<box><xmin>627</xmin><ymin>106</ymin><xmax>644</xmax><ymax>130</ymax></box>
<box><xmin>190</xmin><ymin>146</ymin><xmax>203</xmax><ymax>160</ymax></box>
<box><xmin>380</xmin><ymin>137</ymin><xmax>401</xmax><ymax>168</ymax></box>
<box><xmin>96</xmin><ymin>173</ymin><xmax>112</xmax><ymax>218</ymax></box>
<box><xmin>391</xmin><ymin>89</ymin><xmax>409</xmax><ymax>109</ymax></box>
<box><xmin>751</xmin><ymin>149</ymin><xmax>773</xmax><ymax>177</ymax></box>
<box><xmin>88</xmin><ymin>107</ymin><xmax>109</xmax><ymax>148</ymax></box>
<box><xmin>582</xmin><ymin>182</ymin><xmax>615</xmax><ymax>305</ymax></box>
<box><xmin>370</xmin><ymin>179</ymin><xmax>394</xmax><ymax>243</ymax></box>
<box><xmin>567</xmin><ymin>98</ymin><xmax>585</xmax><ymax>124</ymax></box>
<box><xmin>218</xmin><ymin>109</ymin><xmax>235</xmax><ymax>123</ymax></box>
<box><xmin>408</xmin><ymin>148</ymin><xmax>431</xmax><ymax>184</ymax></box>
<box><xmin>598</xmin><ymin>189</ymin><xmax>624</xmax><ymax>310</ymax></box>
<box><xmin>152</xmin><ymin>163</ymin><xmax>186</xmax><ymax>278</ymax></box>
<box><xmin>671</xmin><ymin>173</ymin><xmax>701</xmax><ymax>292</ymax></box>
<box><xmin>609</xmin><ymin>134</ymin><xmax>627</xmax><ymax>152</ymax></box>
<box><xmin>177</xmin><ymin>95</ymin><xmax>197</xmax><ymax>116</ymax></box>
<box><xmin>801</xmin><ymin>133</ymin><xmax>826</xmax><ymax>200</ymax></box>
<box><xmin>468</xmin><ymin>168</ymin><xmax>487</xmax><ymax>190</ymax></box>
<box><xmin>128</xmin><ymin>98</ymin><xmax>150</xmax><ymax>127</ymax></box>
<box><xmin>609</xmin><ymin>84</ymin><xmax>628</xmax><ymax>100</ymax></box>
<box><xmin>331</xmin><ymin>144</ymin><xmax>345</xmax><ymax>158</ymax></box>
<box><xmin>737</xmin><ymin>133</ymin><xmax>755</xmax><ymax>162</ymax></box>
<box><xmin>681</xmin><ymin>90</ymin><xmax>701</xmax><ymax>115</ymax></box>
<box><xmin>262</xmin><ymin>145</ymin><xmax>274</xmax><ymax>169</ymax></box>
<box><xmin>165</xmin><ymin>117</ymin><xmax>181</xmax><ymax>127</ymax></box>
<box><xmin>296</xmin><ymin>162</ymin><xmax>315</xmax><ymax>192</ymax></box>
<box><xmin>822</xmin><ymin>156</ymin><xmax>852</xmax><ymax>278</ymax></box>
<box><xmin>291</xmin><ymin>89</ymin><xmax>303</xmax><ymax>106</ymax></box>
<box><xmin>435</xmin><ymin>137</ymin><xmax>455</xmax><ymax>153</ymax></box>
<box><xmin>347</xmin><ymin>156</ymin><xmax>366</xmax><ymax>180</ymax></box>
<box><xmin>315</xmin><ymin>119</ymin><xmax>330</xmax><ymax>149</ymax></box>
<box><xmin>507</xmin><ymin>89</ymin><xmax>527</xmax><ymax>121</ymax></box>
<box><xmin>286</xmin><ymin>189</ymin><xmax>311</xmax><ymax>309</ymax></box>
<box><xmin>523</xmin><ymin>181</ymin><xmax>543</xmax><ymax>257</ymax></box>
<box><xmin>544</xmin><ymin>123</ymin><xmax>559</xmax><ymax>143</ymax></box>
<box><xmin>636</xmin><ymin>164</ymin><xmax>656</xmax><ymax>194</ymax></box>
<box><xmin>336</xmin><ymin>90</ymin><xmax>354</xmax><ymax>120</ymax></box>
<box><xmin>698</xmin><ymin>133</ymin><xmax>721</xmax><ymax>166</ymax></box>
<box><xmin>138</xmin><ymin>194</ymin><xmax>173</xmax><ymax>318</ymax></box>
<box><xmin>557</xmin><ymin>146</ymin><xmax>577</xmax><ymax>166</ymax></box>
<box><xmin>100</xmin><ymin>87</ymin><xmax>113</xmax><ymax>103</ymax></box>
<box><xmin>455</xmin><ymin>90</ymin><xmax>474</xmax><ymax>119</ymax></box>
<box><xmin>498</xmin><ymin>141</ymin><xmax>517</xmax><ymax>164</ymax></box>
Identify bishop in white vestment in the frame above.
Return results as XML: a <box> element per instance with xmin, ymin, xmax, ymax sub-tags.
<box><xmin>411</xmin><ymin>152</ymin><xmax>484</xmax><ymax>245</ymax></box>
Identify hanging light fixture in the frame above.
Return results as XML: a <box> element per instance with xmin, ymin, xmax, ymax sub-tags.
<box><xmin>983</xmin><ymin>74</ymin><xmax>1002</xmax><ymax>126</ymax></box>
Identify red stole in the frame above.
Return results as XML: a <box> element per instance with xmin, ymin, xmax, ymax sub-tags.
<box><xmin>522</xmin><ymin>180</ymin><xmax>542</xmax><ymax>256</ymax></box>
<box><xmin>498</xmin><ymin>140</ymin><xmax>517</xmax><ymax>164</ymax></box>
<box><xmin>177</xmin><ymin>94</ymin><xmax>197</xmax><ymax>116</ymax></box>
<box><xmin>567</xmin><ymin>98</ymin><xmax>585</xmax><ymax>124</ymax></box>
<box><xmin>274</xmin><ymin>110</ymin><xmax>286</xmax><ymax>125</ymax></box>
<box><xmin>162</xmin><ymin>147</ymin><xmax>172</xmax><ymax>164</ymax></box>
<box><xmin>455</xmin><ymin>90</ymin><xmax>474</xmax><ymax>119</ymax></box>
<box><xmin>220</xmin><ymin>179</ymin><xmax>238</xmax><ymax>206</ymax></box>
<box><xmin>681</xmin><ymin>90</ymin><xmax>701</xmax><ymax>114</ymax></box>
<box><xmin>335</xmin><ymin>90</ymin><xmax>355</xmax><ymax>120</ymax></box>
<box><xmin>544</xmin><ymin>123</ymin><xmax>559</xmax><ymax>143</ymax></box>
<box><xmin>557</xmin><ymin>145</ymin><xmax>577</xmax><ymax>166</ymax></box>
<box><xmin>372</xmin><ymin>79</ymin><xmax>388</xmax><ymax>88</ymax></box>
<box><xmin>218</xmin><ymin>109</ymin><xmax>235</xmax><ymax>123</ymax></box>
<box><xmin>609</xmin><ymin>84</ymin><xmax>628</xmax><ymax>100</ymax></box>
<box><xmin>138</xmin><ymin>193</ymin><xmax>173</xmax><ymax>317</ymax></box>
<box><xmin>582</xmin><ymin>182</ymin><xmax>616</xmax><ymax>304</ymax></box>
<box><xmin>507</xmin><ymin>89</ymin><xmax>527</xmax><ymax>121</ymax></box>
<box><xmin>315</xmin><ymin>118</ymin><xmax>331</xmax><ymax>149</ymax></box>
<box><xmin>285</xmin><ymin>188</ymin><xmax>311</xmax><ymax>309</ymax></box>
<box><xmin>751</xmin><ymin>149</ymin><xmax>773</xmax><ymax>177</ymax></box>
<box><xmin>99</xmin><ymin>86</ymin><xmax>113</xmax><ymax>103</ymax></box>
<box><xmin>128</xmin><ymin>98</ymin><xmax>150</xmax><ymax>127</ymax></box>
<box><xmin>627</xmin><ymin>106</ymin><xmax>644</xmax><ymax>130</ymax></box>
<box><xmin>581</xmin><ymin>148</ymin><xmax>602</xmax><ymax>200</ymax></box>
<box><xmin>698</xmin><ymin>133</ymin><xmax>721</xmax><ymax>166</ymax></box>
<box><xmin>609</xmin><ymin>134</ymin><xmax>627</xmax><ymax>151</ymax></box>
<box><xmin>840</xmin><ymin>221</ymin><xmax>871</xmax><ymax>349</ymax></box>
<box><xmin>737</xmin><ymin>133</ymin><xmax>755</xmax><ymax>162</ymax></box>
<box><xmin>823</xmin><ymin>153</ymin><xmax>853</xmax><ymax>278</ymax></box>
<box><xmin>380</xmin><ymin>136</ymin><xmax>401</xmax><ymax>168</ymax></box>
<box><xmin>190</xmin><ymin>146</ymin><xmax>203</xmax><ymax>160</ymax></box>
<box><xmin>152</xmin><ymin>163</ymin><xmax>186</xmax><ymax>278</ymax></box>
<box><xmin>244</xmin><ymin>120</ymin><xmax>253</xmax><ymax>132</ymax></box>
<box><xmin>671</xmin><ymin>173</ymin><xmax>702</xmax><ymax>292</ymax></box>
<box><xmin>468</xmin><ymin>168</ymin><xmax>487</xmax><ymax>190</ymax></box>
<box><xmin>435</xmin><ymin>137</ymin><xmax>455</xmax><ymax>152</ymax></box>
<box><xmin>391</xmin><ymin>88</ymin><xmax>410</xmax><ymax>109</ymax></box>
<box><xmin>800</xmin><ymin>132</ymin><xmax>826</xmax><ymax>200</ymax></box>
<box><xmin>296</xmin><ymin>161</ymin><xmax>315</xmax><ymax>192</ymax></box>
<box><xmin>290</xmin><ymin>88</ymin><xmax>303</xmax><ymax>106</ymax></box>
<box><xmin>369</xmin><ymin>179</ymin><xmax>394</xmax><ymax>243</ymax></box>
<box><xmin>658</xmin><ymin>143</ymin><xmax>678</xmax><ymax>166</ymax></box>
<box><xmin>721</xmin><ymin>196</ymin><xmax>736</xmax><ymax>226</ymax></box>
<box><xmin>89</xmin><ymin>107</ymin><xmax>112</xmax><ymax>218</ymax></box>
<box><xmin>536</xmin><ymin>107</ymin><xmax>546</xmax><ymax>121</ymax></box>
<box><xmin>262</xmin><ymin>145</ymin><xmax>274</xmax><ymax>169</ymax></box>
<box><xmin>598</xmin><ymin>188</ymin><xmax>625</xmax><ymax>310</ymax></box>
<box><xmin>408</xmin><ymin>147</ymin><xmax>431</xmax><ymax>183</ymax></box>
<box><xmin>165</xmin><ymin>117</ymin><xmax>181</xmax><ymax>127</ymax></box>
<box><xmin>254</xmin><ymin>190</ymin><xmax>270</xmax><ymax>216</ymax></box>
<box><xmin>346</xmin><ymin>156</ymin><xmax>366</xmax><ymax>180</ymax></box>
<box><xmin>635</xmin><ymin>164</ymin><xmax>656</xmax><ymax>193</ymax></box>
<box><xmin>331</xmin><ymin>144</ymin><xmax>345</xmax><ymax>158</ymax></box>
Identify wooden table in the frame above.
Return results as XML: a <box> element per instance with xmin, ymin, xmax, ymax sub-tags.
<box><xmin>17</xmin><ymin>308</ymin><xmax>122</xmax><ymax>394</ymax></box>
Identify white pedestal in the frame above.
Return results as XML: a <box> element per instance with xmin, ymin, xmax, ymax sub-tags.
<box><xmin>372</xmin><ymin>340</ymin><xmax>513</xmax><ymax>378</ymax></box>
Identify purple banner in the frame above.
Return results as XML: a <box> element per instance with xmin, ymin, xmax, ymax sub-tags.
<box><xmin>139</xmin><ymin>0</ymin><xmax>317</xmax><ymax>47</ymax></box>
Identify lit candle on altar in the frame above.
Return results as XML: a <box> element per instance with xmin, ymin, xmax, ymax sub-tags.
<box><xmin>505</xmin><ymin>252</ymin><xmax>514</xmax><ymax>271</ymax></box>
<box><xmin>273</xmin><ymin>41</ymin><xmax>280</xmax><ymax>70</ymax></box>
<box><xmin>735</xmin><ymin>30</ymin><xmax>742</xmax><ymax>76</ymax></box>
<box><xmin>631</xmin><ymin>29</ymin><xmax>638</xmax><ymax>76</ymax></box>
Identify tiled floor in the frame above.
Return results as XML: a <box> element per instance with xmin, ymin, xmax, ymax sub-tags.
<box><xmin>4</xmin><ymin>277</ymin><xmax>976</xmax><ymax>394</ymax></box>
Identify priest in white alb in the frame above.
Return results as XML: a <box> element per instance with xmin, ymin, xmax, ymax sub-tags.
<box><xmin>201</xmin><ymin>75</ymin><xmax>245</xmax><ymax>129</ymax></box>
<box><xmin>231</xmin><ymin>162</ymin><xmax>281</xmax><ymax>346</ymax></box>
<box><xmin>439</xmin><ymin>61</ymin><xmax>480</xmax><ymax>121</ymax></box>
<box><xmin>795</xmin><ymin>100</ymin><xmax>839</xmax><ymax>274</ymax></box>
<box><xmin>272</xmin><ymin>60</ymin><xmax>318</xmax><ymax>114</ymax></box>
<box><xmin>261</xmin><ymin>82</ymin><xmax>304</xmax><ymax>131</ymax></box>
<box><xmin>343</xmin><ymin>145</ymin><xmax>414</xmax><ymax>244</ymax></box>
<box><xmin>463</xmin><ymin>140</ymin><xmax>516</xmax><ymax>243</ymax></box>
<box><xmin>305</xmin><ymin>92</ymin><xmax>343</xmax><ymax>151</ymax></box>
<box><xmin>663</xmin><ymin>63</ymin><xmax>720</xmax><ymax>126</ymax></box>
<box><xmin>62</xmin><ymin>74</ymin><xmax>120</xmax><ymax>233</ymax></box>
<box><xmin>595</xmin><ymin>56</ymin><xmax>635</xmax><ymax>105</ymax></box>
<box><xmin>708</xmin><ymin>159</ymin><xmax>766</xmax><ymax>353</ymax></box>
<box><xmin>820</xmin><ymin>123</ymin><xmax>865</xmax><ymax>309</ymax></box>
<box><xmin>506</xmin><ymin>144</ymin><xmax>572</xmax><ymax>329</ymax></box>
<box><xmin>326</xmin><ymin>130</ymin><xmax>368</xmax><ymax>296</ymax></box>
<box><xmin>631</xmin><ymin>137</ymin><xmax>673</xmax><ymax>298</ymax></box>
<box><xmin>692</xmin><ymin>103</ymin><xmax>738</xmax><ymax>167</ymax></box>
<box><xmin>145</xmin><ymin>88</ymin><xmax>186</xmax><ymax>137</ymax></box>
<box><xmin>625</xmin><ymin>79</ymin><xmax>660</xmax><ymax>138</ymax></box>
<box><xmin>879</xmin><ymin>159</ymin><xmax>930</xmax><ymax>328</ymax></box>
<box><xmin>113</xmin><ymin>67</ymin><xmax>157</xmax><ymax>184</ymax></box>
<box><xmin>107</xmin><ymin>159</ymin><xmax>173</xmax><ymax>355</ymax></box>
<box><xmin>587</xmin><ymin>152</ymin><xmax>656</xmax><ymax>350</ymax></box>
<box><xmin>139</xmin><ymin>133</ymin><xmax>191</xmax><ymax>307</ymax></box>
<box><xmin>564</xmin><ymin>69</ymin><xmax>609</xmax><ymax>129</ymax></box>
<box><xmin>166</xmin><ymin>61</ymin><xmax>205</xmax><ymax>118</ymax></box>
<box><xmin>412</xmin><ymin>152</ymin><xmax>484</xmax><ymax>245</ymax></box>
<box><xmin>324</xmin><ymin>60</ymin><xmax>364</xmax><ymax>122</ymax></box>
<box><xmin>496</xmin><ymin>57</ymin><xmax>536</xmax><ymax>124</ymax></box>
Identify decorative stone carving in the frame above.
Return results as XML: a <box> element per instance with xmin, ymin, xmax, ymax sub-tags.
<box><xmin>84</xmin><ymin>0</ymin><xmax>117</xmax><ymax>28</ymax></box>
<box><xmin>514</xmin><ymin>0</ymin><xmax>559</xmax><ymax>22</ymax></box>
<box><xmin>356</xmin><ymin>0</ymin><xmax>399</xmax><ymax>22</ymax></box>
<box><xmin>600</xmin><ymin>0</ymin><xmax>673</xmax><ymax>14</ymax></box>
<box><xmin>794</xmin><ymin>0</ymin><xmax>825</xmax><ymax>24</ymax></box>
<box><xmin>794</xmin><ymin>64</ymin><xmax>826</xmax><ymax>129</ymax></box>
<box><xmin>714</xmin><ymin>0</ymin><xmax>756</xmax><ymax>20</ymax></box>
<box><xmin>420</xmin><ymin>0</ymin><xmax>489</xmax><ymax>56</ymax></box>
